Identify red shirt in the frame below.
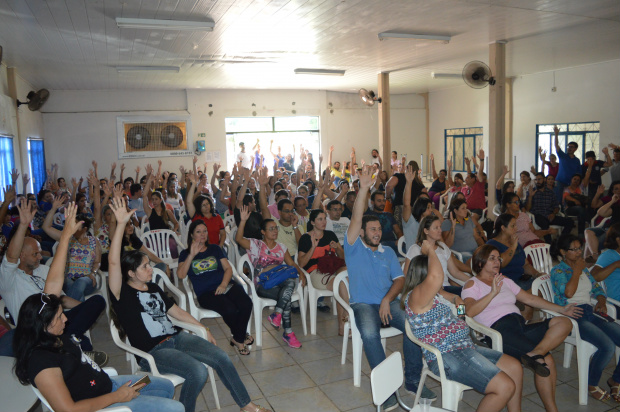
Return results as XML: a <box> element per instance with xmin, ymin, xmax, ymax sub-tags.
<box><xmin>192</xmin><ymin>214</ymin><xmax>225</xmax><ymax>245</ymax></box>
<box><xmin>461</xmin><ymin>181</ymin><xmax>486</xmax><ymax>210</ymax></box>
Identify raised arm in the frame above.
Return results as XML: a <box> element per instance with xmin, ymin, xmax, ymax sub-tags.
<box><xmin>464</xmin><ymin>157</ymin><xmax>472</xmax><ymax>175</ymax></box>
<box><xmin>496</xmin><ymin>165</ymin><xmax>509</xmax><ymax>190</ymax></box>
<box><xmin>408</xmin><ymin>241</ymin><xmax>443</xmax><ymax>313</ymax></box>
<box><xmin>41</xmin><ymin>194</ymin><xmax>68</xmax><ymax>241</ymax></box>
<box><xmin>108</xmin><ymin>196</ymin><xmax>138</xmax><ymax>300</ymax></box>
<box><xmin>430</xmin><ymin>154</ymin><xmax>438</xmax><ymax>180</ymax></box>
<box><xmin>346</xmin><ymin>165</ymin><xmax>373</xmax><ymax>244</ymax></box>
<box><xmin>0</xmin><ymin>185</ymin><xmax>16</xmax><ymax>227</ymax></box>
<box><xmin>235</xmin><ymin>168</ymin><xmax>251</xmax><ymax>209</ymax></box>
<box><xmin>602</xmin><ymin>147</ymin><xmax>613</xmax><ymax>168</ymax></box>
<box><xmin>257</xmin><ymin>167</ymin><xmax>272</xmax><ymax>220</ymax></box>
<box><xmin>402</xmin><ymin>165</ymin><xmax>415</xmax><ymax>223</ymax></box>
<box><xmin>185</xmin><ymin>172</ymin><xmax>198</xmax><ymax>218</ymax></box>
<box><xmin>234</xmin><ymin>205</ymin><xmax>252</xmax><ymax>250</ymax></box>
<box><xmin>553</xmin><ymin>125</ymin><xmax>561</xmax><ymax>154</ymax></box>
<box><xmin>6</xmin><ymin>197</ymin><xmax>35</xmax><ymax>264</ymax></box>
<box><xmin>141</xmin><ymin>171</ymin><xmax>154</xmax><ymax>218</ymax></box>
<box><xmin>44</xmin><ymin>203</ymin><xmax>83</xmax><ymax>296</ymax></box>
<box><xmin>210</xmin><ymin>164</ymin><xmax>221</xmax><ymax>193</ymax></box>
<box><xmin>476</xmin><ymin>149</ymin><xmax>485</xmax><ymax>182</ymax></box>
<box><xmin>597</xmin><ymin>194</ymin><xmax>619</xmax><ymax>218</ymax></box>
<box><xmin>446</xmin><ymin>157</ymin><xmax>454</xmax><ymax>187</ymax></box>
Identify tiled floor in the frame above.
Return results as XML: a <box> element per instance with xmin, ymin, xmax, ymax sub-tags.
<box><xmin>29</xmin><ymin>301</ymin><xmax>620</xmax><ymax>412</ymax></box>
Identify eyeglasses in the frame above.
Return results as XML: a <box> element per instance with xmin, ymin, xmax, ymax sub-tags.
<box><xmin>265</xmin><ymin>226</ymin><xmax>279</xmax><ymax>231</ymax></box>
<box><xmin>488</xmin><ymin>255</ymin><xmax>504</xmax><ymax>263</ymax></box>
<box><xmin>30</xmin><ymin>275</ymin><xmax>45</xmax><ymax>291</ymax></box>
<box><xmin>39</xmin><ymin>293</ymin><xmax>51</xmax><ymax>314</ymax></box>
<box><xmin>567</xmin><ymin>246</ymin><xmax>583</xmax><ymax>252</ymax></box>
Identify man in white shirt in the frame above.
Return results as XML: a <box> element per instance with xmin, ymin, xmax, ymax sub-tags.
<box><xmin>325</xmin><ymin>199</ymin><xmax>350</xmax><ymax>244</ymax></box>
<box><xmin>237</xmin><ymin>142</ymin><xmax>253</xmax><ymax>169</ymax></box>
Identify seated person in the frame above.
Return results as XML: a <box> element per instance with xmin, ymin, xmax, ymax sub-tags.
<box><xmin>501</xmin><ymin>193</ymin><xmax>553</xmax><ymax>248</ymax></box>
<box><xmin>529</xmin><ymin>172</ymin><xmax>574</xmax><ymax>243</ymax></box>
<box><xmin>584</xmin><ymin>182</ymin><xmax>620</xmax><ymax>261</ymax></box>
<box><xmin>495</xmin><ymin>165</ymin><xmax>515</xmax><ymax>205</ymax></box>
<box><xmin>298</xmin><ymin>209</ymin><xmax>348</xmax><ymax>335</ymax></box>
<box><xmin>461</xmin><ymin>149</ymin><xmax>487</xmax><ymax>217</ymax></box>
<box><xmin>403</xmin><ymin>240</ymin><xmax>522</xmax><ymax>412</ymax></box>
<box><xmin>427</xmin><ymin>154</ymin><xmax>448</xmax><ymax>209</ymax></box>
<box><xmin>108</xmin><ymin>197</ymin><xmax>270</xmax><ymax>412</ymax></box>
<box><xmin>441</xmin><ymin>198</ymin><xmax>485</xmax><ymax>261</ymax></box>
<box><xmin>462</xmin><ymin>244</ymin><xmax>578</xmax><ymax>412</ymax></box>
<box><xmin>563</xmin><ymin>165</ymin><xmax>592</xmax><ymax>234</ymax></box>
<box><xmin>345</xmin><ymin>165</ymin><xmax>434</xmax><ymax>410</ymax></box>
<box><xmin>325</xmin><ymin>200</ymin><xmax>350</xmax><ymax>244</ymax></box>
<box><xmin>187</xmin><ymin>173</ymin><xmax>226</xmax><ymax>247</ymax></box>
<box><xmin>591</xmin><ymin>223</ymin><xmax>620</xmax><ymax>301</ymax></box>
<box><xmin>236</xmin><ymin>206</ymin><xmax>305</xmax><ymax>349</ymax></box>
<box><xmin>405</xmin><ymin>215</ymin><xmax>471</xmax><ymax>295</ymax></box>
<box><xmin>551</xmin><ymin>235</ymin><xmax>620</xmax><ymax>402</ymax></box>
<box><xmin>0</xmin><ymin>199</ymin><xmax>105</xmax><ymax>355</ymax></box>
<box><xmin>364</xmin><ymin>190</ymin><xmax>403</xmax><ymax>254</ymax></box>
<box><xmin>178</xmin><ymin>220</ymin><xmax>254</xmax><ymax>355</ymax></box>
<box><xmin>402</xmin><ymin>165</ymin><xmax>441</xmax><ymax>251</ymax></box>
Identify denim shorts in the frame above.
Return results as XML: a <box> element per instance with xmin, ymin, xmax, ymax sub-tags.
<box><xmin>428</xmin><ymin>346</ymin><xmax>503</xmax><ymax>393</ymax></box>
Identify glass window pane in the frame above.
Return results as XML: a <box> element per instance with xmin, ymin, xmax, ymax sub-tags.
<box><xmin>0</xmin><ymin>136</ymin><xmax>15</xmax><ymax>193</ymax></box>
<box><xmin>454</xmin><ymin>138</ymin><xmax>463</xmax><ymax>171</ymax></box>
<box><xmin>274</xmin><ymin>116</ymin><xmax>319</xmax><ymax>131</ymax></box>
<box><xmin>225</xmin><ymin>117</ymin><xmax>273</xmax><ymax>133</ymax></box>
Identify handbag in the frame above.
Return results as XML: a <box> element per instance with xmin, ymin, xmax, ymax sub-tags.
<box><xmin>256</xmin><ymin>264</ymin><xmax>298</xmax><ymax>289</ymax></box>
<box><xmin>317</xmin><ymin>248</ymin><xmax>346</xmax><ymax>280</ymax></box>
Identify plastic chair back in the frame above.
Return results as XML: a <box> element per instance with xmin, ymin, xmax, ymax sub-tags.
<box><xmin>140</xmin><ymin>230</ymin><xmax>185</xmax><ymax>263</ymax></box>
<box><xmin>370</xmin><ymin>352</ymin><xmax>404</xmax><ymax>408</ymax></box>
<box><xmin>524</xmin><ymin>243</ymin><xmax>552</xmax><ymax>274</ymax></box>
<box><xmin>224</xmin><ymin>215</ymin><xmax>236</xmax><ymax>230</ymax></box>
<box><xmin>397</xmin><ymin>236</ymin><xmax>407</xmax><ymax>258</ymax></box>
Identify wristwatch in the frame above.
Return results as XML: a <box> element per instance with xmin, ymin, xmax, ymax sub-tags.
<box><xmin>293</xmin><ymin>226</ymin><xmax>298</xmax><ymax>230</ymax></box>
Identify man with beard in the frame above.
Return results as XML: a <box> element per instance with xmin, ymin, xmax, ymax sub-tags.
<box><xmin>364</xmin><ymin>191</ymin><xmax>402</xmax><ymax>254</ymax></box>
<box><xmin>344</xmin><ymin>166</ymin><xmax>434</xmax><ymax>411</ymax></box>
<box><xmin>529</xmin><ymin>172</ymin><xmax>574</xmax><ymax>243</ymax></box>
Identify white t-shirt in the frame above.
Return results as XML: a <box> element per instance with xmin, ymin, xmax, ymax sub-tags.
<box><xmin>237</xmin><ymin>151</ymin><xmax>253</xmax><ymax>169</ymax></box>
<box><xmin>326</xmin><ymin>217</ymin><xmax>351</xmax><ymax>244</ymax></box>
<box><xmin>0</xmin><ymin>259</ymin><xmax>52</xmax><ymax>324</ymax></box>
<box><xmin>405</xmin><ymin>242</ymin><xmax>452</xmax><ymax>286</ymax></box>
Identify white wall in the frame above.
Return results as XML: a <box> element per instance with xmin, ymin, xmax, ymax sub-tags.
<box><xmin>43</xmin><ymin>89</ymin><xmax>426</xmax><ymax>180</ymax></box>
<box><xmin>429</xmin><ymin>59</ymin><xmax>620</xmax><ymax>185</ymax></box>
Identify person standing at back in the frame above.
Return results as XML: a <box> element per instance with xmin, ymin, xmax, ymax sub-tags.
<box><xmin>553</xmin><ymin>125</ymin><xmax>582</xmax><ymax>202</ymax></box>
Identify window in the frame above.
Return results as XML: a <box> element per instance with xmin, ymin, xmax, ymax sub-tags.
<box><xmin>444</xmin><ymin>127</ymin><xmax>483</xmax><ymax>172</ymax></box>
<box><xmin>27</xmin><ymin>138</ymin><xmax>46</xmax><ymax>194</ymax></box>
<box><xmin>225</xmin><ymin>116</ymin><xmax>320</xmax><ymax>169</ymax></box>
<box><xmin>535</xmin><ymin>122</ymin><xmax>599</xmax><ymax>170</ymax></box>
<box><xmin>0</xmin><ymin>135</ymin><xmax>15</xmax><ymax>194</ymax></box>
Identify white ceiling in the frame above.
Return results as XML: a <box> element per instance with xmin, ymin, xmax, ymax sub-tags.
<box><xmin>0</xmin><ymin>0</ymin><xmax>618</xmax><ymax>94</ymax></box>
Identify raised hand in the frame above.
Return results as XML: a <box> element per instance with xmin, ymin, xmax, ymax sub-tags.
<box><xmin>358</xmin><ymin>165</ymin><xmax>374</xmax><ymax>189</ymax></box>
<box><xmin>464</xmin><ymin>157</ymin><xmax>471</xmax><ymax>167</ymax></box>
<box><xmin>110</xmin><ymin>196</ymin><xmax>136</xmax><ymax>224</ymax></box>
<box><xmin>478</xmin><ymin>149</ymin><xmax>485</xmax><ymax>160</ymax></box>
<box><xmin>596</xmin><ymin>185</ymin><xmax>606</xmax><ymax>196</ymax></box>
<box><xmin>157</xmin><ymin>159</ymin><xmax>162</xmax><ymax>167</ymax></box>
<box><xmin>193</xmin><ymin>156</ymin><xmax>198</xmax><ymax>164</ymax></box>
<box><xmin>189</xmin><ymin>239</ymin><xmax>203</xmax><ymax>258</ymax></box>
<box><xmin>330</xmin><ymin>145</ymin><xmax>334</xmax><ymax>152</ymax></box>
<box><xmin>102</xmin><ymin>181</ymin><xmax>113</xmax><ymax>197</ymax></box>
<box><xmin>62</xmin><ymin>202</ymin><xmax>83</xmax><ymax>237</ymax></box>
<box><xmin>603</xmin><ymin>147</ymin><xmax>609</xmax><ymax>156</ymax></box>
<box><xmin>92</xmin><ymin>160</ymin><xmax>98</xmax><ymax>170</ymax></box>
<box><xmin>3</xmin><ymin>185</ymin><xmax>16</xmax><ymax>204</ymax></box>
<box><xmin>447</xmin><ymin>158</ymin><xmax>452</xmax><ymax>169</ymax></box>
<box><xmin>405</xmin><ymin>164</ymin><xmax>415</xmax><ymax>182</ymax></box>
<box><xmin>145</xmin><ymin>163</ymin><xmax>153</xmax><ymax>175</ymax></box>
<box><xmin>257</xmin><ymin>167</ymin><xmax>269</xmax><ymax>186</ymax></box>
<box><xmin>120</xmin><ymin>163</ymin><xmax>125</xmax><ymax>172</ymax></box>
<box><xmin>553</xmin><ymin>125</ymin><xmax>559</xmax><ymax>135</ymax></box>
<box><xmin>52</xmin><ymin>194</ymin><xmax>68</xmax><ymax>210</ymax></box>
<box><xmin>10</xmin><ymin>168</ymin><xmax>19</xmax><ymax>183</ymax></box>
<box><xmin>420</xmin><ymin>239</ymin><xmax>433</xmax><ymax>256</ymax></box>
<box><xmin>22</xmin><ymin>173</ymin><xmax>30</xmax><ymax>188</ymax></box>
<box><xmin>17</xmin><ymin>197</ymin><xmax>36</xmax><ymax>226</ymax></box>
<box><xmin>111</xmin><ymin>162</ymin><xmax>117</xmax><ymax>171</ymax></box>
<box><xmin>135</xmin><ymin>166</ymin><xmax>141</xmax><ymax>175</ymax></box>
<box><xmin>188</xmin><ymin>171</ymin><xmax>198</xmax><ymax>184</ymax></box>
<box><xmin>239</xmin><ymin>205</ymin><xmax>251</xmax><ymax>222</ymax></box>
<box><xmin>112</xmin><ymin>183</ymin><xmax>124</xmax><ymax>199</ymax></box>
<box><xmin>213</xmin><ymin>163</ymin><xmax>221</xmax><ymax>173</ymax></box>
<box><xmin>491</xmin><ymin>274</ymin><xmax>504</xmax><ymax>295</ymax></box>
<box><xmin>503</xmin><ymin>165</ymin><xmax>509</xmax><ymax>174</ymax></box>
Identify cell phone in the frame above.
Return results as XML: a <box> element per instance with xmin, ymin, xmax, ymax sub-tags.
<box><xmin>224</xmin><ymin>284</ymin><xmax>233</xmax><ymax>294</ymax></box>
<box><xmin>456</xmin><ymin>304</ymin><xmax>466</xmax><ymax>317</ymax></box>
<box><xmin>594</xmin><ymin>311</ymin><xmax>615</xmax><ymax>323</ymax></box>
<box><xmin>129</xmin><ymin>375</ymin><xmax>151</xmax><ymax>391</ymax></box>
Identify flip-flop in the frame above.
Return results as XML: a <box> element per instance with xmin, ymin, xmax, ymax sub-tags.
<box><xmin>608</xmin><ymin>378</ymin><xmax>620</xmax><ymax>402</ymax></box>
<box><xmin>244</xmin><ymin>333</ymin><xmax>255</xmax><ymax>346</ymax></box>
<box><xmin>520</xmin><ymin>354</ymin><xmax>550</xmax><ymax>377</ymax></box>
<box><xmin>590</xmin><ymin>386</ymin><xmax>611</xmax><ymax>401</ymax></box>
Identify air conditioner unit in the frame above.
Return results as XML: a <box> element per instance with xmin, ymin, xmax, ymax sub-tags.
<box><xmin>116</xmin><ymin>115</ymin><xmax>193</xmax><ymax>159</ymax></box>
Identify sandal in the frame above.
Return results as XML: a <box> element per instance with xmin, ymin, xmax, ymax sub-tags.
<box><xmin>589</xmin><ymin>386</ymin><xmax>611</xmax><ymax>401</ymax></box>
<box><xmin>244</xmin><ymin>333</ymin><xmax>255</xmax><ymax>346</ymax></box>
<box><xmin>229</xmin><ymin>339</ymin><xmax>250</xmax><ymax>356</ymax></box>
<box><xmin>520</xmin><ymin>354</ymin><xmax>550</xmax><ymax>377</ymax></box>
<box><xmin>240</xmin><ymin>404</ymin><xmax>271</xmax><ymax>412</ymax></box>
<box><xmin>608</xmin><ymin>378</ymin><xmax>620</xmax><ymax>402</ymax></box>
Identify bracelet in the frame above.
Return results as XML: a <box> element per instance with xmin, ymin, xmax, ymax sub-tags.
<box><xmin>293</xmin><ymin>226</ymin><xmax>298</xmax><ymax>230</ymax></box>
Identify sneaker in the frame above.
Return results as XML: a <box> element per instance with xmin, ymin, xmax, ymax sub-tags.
<box><xmin>382</xmin><ymin>394</ymin><xmax>398</xmax><ymax>411</ymax></box>
<box><xmin>405</xmin><ymin>382</ymin><xmax>437</xmax><ymax>400</ymax></box>
<box><xmin>85</xmin><ymin>350</ymin><xmax>109</xmax><ymax>367</ymax></box>
<box><xmin>268</xmin><ymin>312</ymin><xmax>282</xmax><ymax>329</ymax></box>
<box><xmin>282</xmin><ymin>332</ymin><xmax>302</xmax><ymax>349</ymax></box>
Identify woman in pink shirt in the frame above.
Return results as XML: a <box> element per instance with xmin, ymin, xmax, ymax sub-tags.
<box><xmin>461</xmin><ymin>244</ymin><xmax>581</xmax><ymax>412</ymax></box>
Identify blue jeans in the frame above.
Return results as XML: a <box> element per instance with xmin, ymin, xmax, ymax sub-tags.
<box><xmin>554</xmin><ymin>181</ymin><xmax>565</xmax><ymax>205</ymax></box>
<box><xmin>576</xmin><ymin>304</ymin><xmax>620</xmax><ymax>386</ymax></box>
<box><xmin>109</xmin><ymin>375</ymin><xmax>184</xmax><ymax>412</ymax></box>
<box><xmin>0</xmin><ymin>328</ymin><xmax>15</xmax><ymax>356</ymax></box>
<box><xmin>139</xmin><ymin>332</ymin><xmax>251</xmax><ymax>412</ymax></box>
<box><xmin>428</xmin><ymin>346</ymin><xmax>502</xmax><ymax>393</ymax></box>
<box><xmin>63</xmin><ymin>276</ymin><xmax>97</xmax><ymax>302</ymax></box>
<box><xmin>64</xmin><ymin>294</ymin><xmax>106</xmax><ymax>351</ymax></box>
<box><xmin>351</xmin><ymin>300</ymin><xmax>424</xmax><ymax>388</ymax></box>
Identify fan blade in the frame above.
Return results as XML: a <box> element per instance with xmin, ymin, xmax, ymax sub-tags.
<box><xmin>126</xmin><ymin>126</ymin><xmax>152</xmax><ymax>149</ymax></box>
<box><xmin>160</xmin><ymin>125</ymin><xmax>184</xmax><ymax>147</ymax></box>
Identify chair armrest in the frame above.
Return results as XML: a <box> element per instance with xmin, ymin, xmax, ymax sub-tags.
<box><xmin>590</xmin><ymin>297</ymin><xmax>617</xmax><ymax>319</ymax></box>
<box><xmin>98</xmin><ymin>407</ymin><xmax>132</xmax><ymax>412</ymax></box>
<box><xmin>465</xmin><ymin>317</ymin><xmax>503</xmax><ymax>351</ymax></box>
<box><xmin>169</xmin><ymin>318</ymin><xmax>208</xmax><ymax>340</ymax></box>
<box><xmin>114</xmin><ymin>337</ymin><xmax>161</xmax><ymax>376</ymax></box>
<box><xmin>231</xmin><ymin>266</ymin><xmax>248</xmax><ymax>293</ymax></box>
<box><xmin>154</xmin><ymin>269</ymin><xmax>187</xmax><ymax>311</ymax></box>
<box><xmin>103</xmin><ymin>367</ymin><xmax>118</xmax><ymax>377</ymax></box>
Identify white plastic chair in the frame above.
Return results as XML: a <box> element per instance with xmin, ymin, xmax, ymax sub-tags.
<box><xmin>224</xmin><ymin>226</ymin><xmax>238</xmax><ymax>268</ymax></box>
<box><xmin>526</xmin><ymin>211</ymin><xmax>562</xmax><ymax>236</ymax></box>
<box><xmin>332</xmin><ymin>271</ymin><xmax>402</xmax><ymax>387</ymax></box>
<box><xmin>524</xmin><ymin>243</ymin><xmax>553</xmax><ymax>274</ymax></box>
<box><xmin>492</xmin><ymin>203</ymin><xmax>501</xmax><ymax>216</ymax></box>
<box><xmin>110</xmin><ymin>269</ymin><xmax>220</xmax><ymax>409</ymax></box>
<box><xmin>140</xmin><ymin>229</ymin><xmax>186</xmax><ymax>285</ymax></box>
<box><xmin>140</xmin><ymin>215</ymin><xmax>150</xmax><ymax>233</ymax></box>
<box><xmin>532</xmin><ymin>274</ymin><xmax>598</xmax><ymax>405</ymax></box>
<box><xmin>224</xmin><ymin>215</ymin><xmax>236</xmax><ymax>230</ymax></box>
<box><xmin>405</xmin><ymin>322</ymin><xmax>473</xmax><ymax>411</ymax></box>
<box><xmin>178</xmin><ymin>212</ymin><xmax>191</xmax><ymax>243</ymax></box>
<box><xmin>31</xmin><ymin>368</ymin><xmax>130</xmax><ymax>412</ymax></box>
<box><xmin>591</xmin><ymin>215</ymin><xmax>611</xmax><ymax>228</ymax></box>
<box><xmin>294</xmin><ymin>254</ymin><xmax>337</xmax><ymax>335</ymax></box>
<box><xmin>236</xmin><ymin>254</ymin><xmax>307</xmax><ymax>346</ymax></box>
<box><xmin>397</xmin><ymin>236</ymin><xmax>407</xmax><ymax>259</ymax></box>
<box><xmin>370</xmin><ymin>352</ymin><xmax>410</xmax><ymax>412</ymax></box>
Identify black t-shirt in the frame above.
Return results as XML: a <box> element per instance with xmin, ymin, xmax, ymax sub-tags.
<box><xmin>298</xmin><ymin>230</ymin><xmax>339</xmax><ymax>272</ymax></box>
<box><xmin>233</xmin><ymin>208</ymin><xmax>263</xmax><ymax>240</ymax></box>
<box><xmin>28</xmin><ymin>335</ymin><xmax>112</xmax><ymax>401</ymax></box>
<box><xmin>392</xmin><ymin>174</ymin><xmax>426</xmax><ymax>206</ymax></box>
<box><xmin>122</xmin><ymin>233</ymin><xmax>143</xmax><ymax>253</ymax></box>
<box><xmin>110</xmin><ymin>282</ymin><xmax>179</xmax><ymax>354</ymax></box>
<box><xmin>179</xmin><ymin>244</ymin><xmax>226</xmax><ymax>296</ymax></box>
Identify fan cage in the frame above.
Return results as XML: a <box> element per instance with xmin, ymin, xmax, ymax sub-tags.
<box><xmin>123</xmin><ymin>122</ymin><xmax>187</xmax><ymax>152</ymax></box>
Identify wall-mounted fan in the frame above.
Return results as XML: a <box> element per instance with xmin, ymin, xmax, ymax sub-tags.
<box><xmin>126</xmin><ymin>125</ymin><xmax>152</xmax><ymax>149</ymax></box>
<box><xmin>16</xmin><ymin>89</ymin><xmax>50</xmax><ymax>111</ymax></box>
<box><xmin>358</xmin><ymin>88</ymin><xmax>382</xmax><ymax>106</ymax></box>
<box><xmin>160</xmin><ymin>125</ymin><xmax>184</xmax><ymax>147</ymax></box>
<box><xmin>462</xmin><ymin>61</ymin><xmax>496</xmax><ymax>89</ymax></box>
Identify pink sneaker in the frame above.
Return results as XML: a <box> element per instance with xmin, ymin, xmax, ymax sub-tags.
<box><xmin>268</xmin><ymin>312</ymin><xmax>282</xmax><ymax>329</ymax></box>
<box><xmin>283</xmin><ymin>332</ymin><xmax>302</xmax><ymax>349</ymax></box>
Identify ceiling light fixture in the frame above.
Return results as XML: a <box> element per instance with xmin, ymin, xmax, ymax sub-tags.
<box><xmin>294</xmin><ymin>68</ymin><xmax>345</xmax><ymax>76</ymax></box>
<box><xmin>378</xmin><ymin>32</ymin><xmax>451</xmax><ymax>43</ymax></box>
<box><xmin>116</xmin><ymin>17</ymin><xmax>215</xmax><ymax>31</ymax></box>
<box><xmin>116</xmin><ymin>66</ymin><xmax>180</xmax><ymax>73</ymax></box>
<box><xmin>431</xmin><ymin>72</ymin><xmax>461</xmax><ymax>79</ymax></box>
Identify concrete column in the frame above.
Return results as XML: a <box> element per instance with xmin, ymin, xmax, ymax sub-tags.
<box><xmin>378</xmin><ymin>72</ymin><xmax>390</xmax><ymax>172</ymax></box>
<box><xmin>488</xmin><ymin>42</ymin><xmax>507</xmax><ymax>220</ymax></box>
<box><xmin>6</xmin><ymin>67</ymin><xmax>24</xmax><ymax>173</ymax></box>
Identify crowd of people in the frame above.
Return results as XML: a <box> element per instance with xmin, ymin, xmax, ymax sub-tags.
<box><xmin>0</xmin><ymin>135</ymin><xmax>620</xmax><ymax>412</ymax></box>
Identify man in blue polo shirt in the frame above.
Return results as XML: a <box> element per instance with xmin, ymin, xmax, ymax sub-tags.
<box><xmin>553</xmin><ymin>125</ymin><xmax>582</xmax><ymax>202</ymax></box>
<box><xmin>345</xmin><ymin>166</ymin><xmax>434</xmax><ymax>410</ymax></box>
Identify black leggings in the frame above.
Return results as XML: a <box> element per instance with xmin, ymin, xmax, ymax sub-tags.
<box><xmin>197</xmin><ymin>283</ymin><xmax>253</xmax><ymax>343</ymax></box>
